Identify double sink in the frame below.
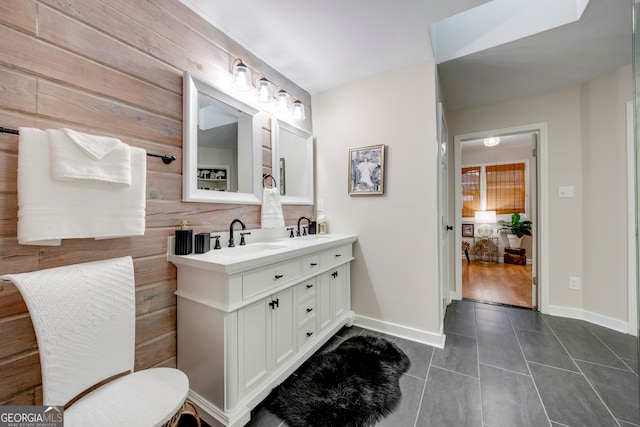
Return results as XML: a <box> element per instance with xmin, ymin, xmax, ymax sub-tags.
<box><xmin>168</xmin><ymin>233</ymin><xmax>353</xmax><ymax>273</ymax></box>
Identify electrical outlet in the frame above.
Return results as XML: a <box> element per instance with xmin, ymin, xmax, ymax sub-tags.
<box><xmin>569</xmin><ymin>276</ymin><xmax>581</xmax><ymax>290</ymax></box>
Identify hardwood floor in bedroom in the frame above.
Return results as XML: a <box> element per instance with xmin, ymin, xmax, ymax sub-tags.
<box><xmin>462</xmin><ymin>261</ymin><xmax>533</xmax><ymax>308</ymax></box>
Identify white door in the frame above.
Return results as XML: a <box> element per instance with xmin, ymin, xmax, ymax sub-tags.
<box><xmin>437</xmin><ymin>103</ymin><xmax>451</xmax><ymax>320</ymax></box>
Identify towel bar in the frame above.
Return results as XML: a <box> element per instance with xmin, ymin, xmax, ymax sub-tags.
<box><xmin>1</xmin><ymin>126</ymin><xmax>176</xmax><ymax>164</ymax></box>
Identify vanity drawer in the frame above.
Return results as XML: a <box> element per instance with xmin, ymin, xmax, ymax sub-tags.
<box><xmin>320</xmin><ymin>244</ymin><xmax>351</xmax><ymax>267</ymax></box>
<box><xmin>298</xmin><ymin>278</ymin><xmax>317</xmax><ymax>297</ymax></box>
<box><xmin>302</xmin><ymin>254</ymin><xmax>321</xmax><ymax>275</ymax></box>
<box><xmin>297</xmin><ymin>293</ymin><xmax>317</xmax><ymax>324</ymax></box>
<box><xmin>298</xmin><ymin>316</ymin><xmax>318</xmax><ymax>348</ymax></box>
<box><xmin>242</xmin><ymin>260</ymin><xmax>301</xmax><ymax>299</ymax></box>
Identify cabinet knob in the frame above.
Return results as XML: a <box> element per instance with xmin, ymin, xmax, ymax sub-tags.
<box><xmin>306</xmin><ymin>284</ymin><xmax>313</xmax><ymax>289</ymax></box>
<box><xmin>274</xmin><ymin>274</ymin><xmax>284</xmax><ymax>280</ymax></box>
<box><xmin>335</xmin><ymin>254</ymin><xmax>342</xmax><ymax>258</ymax></box>
<box><xmin>306</xmin><ymin>332</ymin><xmax>313</xmax><ymax>338</ymax></box>
<box><xmin>310</xmin><ymin>262</ymin><xmax>318</xmax><ymax>267</ymax></box>
<box><xmin>306</xmin><ymin>308</ymin><xmax>313</xmax><ymax>313</ymax></box>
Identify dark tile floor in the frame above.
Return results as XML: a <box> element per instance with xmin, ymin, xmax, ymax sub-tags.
<box><xmin>242</xmin><ymin>300</ymin><xmax>639</xmax><ymax>427</ymax></box>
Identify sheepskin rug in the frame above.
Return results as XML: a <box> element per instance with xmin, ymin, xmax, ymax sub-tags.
<box><xmin>266</xmin><ymin>335</ymin><xmax>410</xmax><ymax>427</ymax></box>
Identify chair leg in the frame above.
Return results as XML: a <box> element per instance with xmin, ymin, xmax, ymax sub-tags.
<box><xmin>163</xmin><ymin>399</ymin><xmax>201</xmax><ymax>427</ymax></box>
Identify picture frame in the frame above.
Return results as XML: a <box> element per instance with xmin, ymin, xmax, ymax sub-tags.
<box><xmin>348</xmin><ymin>144</ymin><xmax>385</xmax><ymax>195</ymax></box>
<box><xmin>462</xmin><ymin>223</ymin><xmax>474</xmax><ymax>237</ymax></box>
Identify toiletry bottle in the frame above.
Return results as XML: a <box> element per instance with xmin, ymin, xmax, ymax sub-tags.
<box><xmin>175</xmin><ymin>220</ymin><xmax>193</xmax><ymax>255</ymax></box>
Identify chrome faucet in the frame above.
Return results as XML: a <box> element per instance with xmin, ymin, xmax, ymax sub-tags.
<box><xmin>228</xmin><ymin>219</ymin><xmax>246</xmax><ymax>247</ymax></box>
<box><xmin>297</xmin><ymin>216</ymin><xmax>311</xmax><ymax>237</ymax></box>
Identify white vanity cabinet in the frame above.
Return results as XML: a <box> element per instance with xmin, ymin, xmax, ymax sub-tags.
<box><xmin>237</xmin><ymin>286</ymin><xmax>296</xmax><ymax>396</ymax></box>
<box><xmin>169</xmin><ymin>234</ymin><xmax>356</xmax><ymax>427</ymax></box>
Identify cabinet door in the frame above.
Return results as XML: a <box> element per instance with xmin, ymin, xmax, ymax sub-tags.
<box><xmin>272</xmin><ymin>287</ymin><xmax>296</xmax><ymax>367</ymax></box>
<box><xmin>238</xmin><ymin>299</ymin><xmax>271</xmax><ymax>394</ymax></box>
<box><xmin>318</xmin><ymin>272</ymin><xmax>333</xmax><ymax>331</ymax></box>
<box><xmin>332</xmin><ymin>266</ymin><xmax>347</xmax><ymax>319</ymax></box>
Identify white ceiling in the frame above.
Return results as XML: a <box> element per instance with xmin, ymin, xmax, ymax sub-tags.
<box><xmin>180</xmin><ymin>0</ymin><xmax>632</xmax><ymax>111</ymax></box>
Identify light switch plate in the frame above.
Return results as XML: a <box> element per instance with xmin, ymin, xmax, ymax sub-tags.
<box><xmin>559</xmin><ymin>186</ymin><xmax>574</xmax><ymax>198</ymax></box>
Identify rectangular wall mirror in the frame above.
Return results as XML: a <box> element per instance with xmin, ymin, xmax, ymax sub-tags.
<box><xmin>183</xmin><ymin>71</ymin><xmax>262</xmax><ymax>204</ymax></box>
<box><xmin>273</xmin><ymin>119</ymin><xmax>314</xmax><ymax>205</ymax></box>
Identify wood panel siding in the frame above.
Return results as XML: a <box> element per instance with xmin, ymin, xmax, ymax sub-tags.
<box><xmin>0</xmin><ymin>0</ymin><xmax>313</xmax><ymax>405</ymax></box>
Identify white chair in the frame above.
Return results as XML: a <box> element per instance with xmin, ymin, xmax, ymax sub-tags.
<box><xmin>2</xmin><ymin>256</ymin><xmax>192</xmax><ymax>427</ymax></box>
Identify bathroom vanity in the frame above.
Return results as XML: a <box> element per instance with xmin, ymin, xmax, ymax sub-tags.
<box><xmin>168</xmin><ymin>233</ymin><xmax>357</xmax><ymax>427</ymax></box>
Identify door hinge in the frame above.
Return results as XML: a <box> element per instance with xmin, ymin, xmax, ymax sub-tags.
<box><xmin>533</xmin><ymin>276</ymin><xmax>538</xmax><ymax>286</ymax></box>
<box><xmin>532</xmin><ymin>147</ymin><xmax>537</xmax><ymax>157</ymax></box>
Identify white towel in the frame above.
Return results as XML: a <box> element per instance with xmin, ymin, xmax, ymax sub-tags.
<box><xmin>17</xmin><ymin>127</ymin><xmax>146</xmax><ymax>246</ymax></box>
<box><xmin>48</xmin><ymin>128</ymin><xmax>131</xmax><ymax>185</ymax></box>
<box><xmin>261</xmin><ymin>187</ymin><xmax>285</xmax><ymax>229</ymax></box>
<box><xmin>0</xmin><ymin>256</ymin><xmax>136</xmax><ymax>408</ymax></box>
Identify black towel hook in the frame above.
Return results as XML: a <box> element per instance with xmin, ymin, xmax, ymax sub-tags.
<box><xmin>262</xmin><ymin>173</ymin><xmax>277</xmax><ymax>188</ymax></box>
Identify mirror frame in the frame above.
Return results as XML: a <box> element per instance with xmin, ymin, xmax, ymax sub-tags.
<box><xmin>272</xmin><ymin>119</ymin><xmax>314</xmax><ymax>205</ymax></box>
<box><xmin>183</xmin><ymin>71</ymin><xmax>262</xmax><ymax>204</ymax></box>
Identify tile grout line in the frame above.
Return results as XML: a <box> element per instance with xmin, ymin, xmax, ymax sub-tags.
<box><xmin>584</xmin><ymin>325</ymin><xmax>639</xmax><ymax>375</ymax></box>
<box><xmin>412</xmin><ymin>344</ymin><xmax>435</xmax><ymax>427</ymax></box>
<box><xmin>474</xmin><ymin>305</ymin><xmax>485</xmax><ymax>427</ymax></box>
<box><xmin>540</xmin><ymin>316</ymin><xmax>622</xmax><ymax>426</ymax></box>
<box><xmin>507</xmin><ymin>307</ymin><xmax>554</xmax><ymax>426</ymax></box>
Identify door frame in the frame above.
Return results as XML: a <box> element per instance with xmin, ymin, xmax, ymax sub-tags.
<box><xmin>626</xmin><ymin>101</ymin><xmax>637</xmax><ymax>335</ymax></box>
<box><xmin>437</xmin><ymin>102</ymin><xmax>451</xmax><ymax>327</ymax></box>
<box><xmin>452</xmin><ymin>123</ymin><xmax>549</xmax><ymax>312</ymax></box>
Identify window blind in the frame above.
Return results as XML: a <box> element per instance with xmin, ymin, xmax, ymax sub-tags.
<box><xmin>486</xmin><ymin>163</ymin><xmax>525</xmax><ymax>214</ymax></box>
<box><xmin>462</xmin><ymin>166</ymin><xmax>481</xmax><ymax>218</ymax></box>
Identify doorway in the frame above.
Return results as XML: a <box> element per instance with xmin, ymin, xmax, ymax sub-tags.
<box><xmin>453</xmin><ymin>124</ymin><xmax>548</xmax><ymax>311</ymax></box>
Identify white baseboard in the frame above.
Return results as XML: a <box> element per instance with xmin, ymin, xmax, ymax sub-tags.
<box><xmin>447</xmin><ymin>296</ymin><xmax>633</xmax><ymax>336</ymax></box>
<box><xmin>547</xmin><ymin>304</ymin><xmax>632</xmax><ymax>335</ymax></box>
<box><xmin>353</xmin><ymin>314</ymin><xmax>446</xmax><ymax>348</ymax></box>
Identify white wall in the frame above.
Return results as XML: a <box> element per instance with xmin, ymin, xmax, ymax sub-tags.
<box><xmin>312</xmin><ymin>60</ymin><xmax>442</xmax><ymax>340</ymax></box>
<box><xmin>581</xmin><ymin>65</ymin><xmax>632</xmax><ymax>321</ymax></box>
<box><xmin>448</xmin><ymin>64</ymin><xmax>632</xmax><ymax>327</ymax></box>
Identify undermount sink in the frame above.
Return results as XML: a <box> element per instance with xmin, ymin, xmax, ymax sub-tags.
<box><xmin>297</xmin><ymin>235</ymin><xmax>332</xmax><ymax>241</ymax></box>
<box><xmin>219</xmin><ymin>243</ymin><xmax>287</xmax><ymax>257</ymax></box>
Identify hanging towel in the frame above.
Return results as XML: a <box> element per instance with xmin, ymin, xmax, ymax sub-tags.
<box><xmin>48</xmin><ymin>128</ymin><xmax>131</xmax><ymax>185</ymax></box>
<box><xmin>261</xmin><ymin>187</ymin><xmax>285</xmax><ymax>229</ymax></box>
<box><xmin>17</xmin><ymin>127</ymin><xmax>146</xmax><ymax>246</ymax></box>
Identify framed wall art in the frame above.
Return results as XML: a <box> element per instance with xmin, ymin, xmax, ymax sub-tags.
<box><xmin>462</xmin><ymin>223</ymin><xmax>474</xmax><ymax>237</ymax></box>
<box><xmin>348</xmin><ymin>144</ymin><xmax>385</xmax><ymax>195</ymax></box>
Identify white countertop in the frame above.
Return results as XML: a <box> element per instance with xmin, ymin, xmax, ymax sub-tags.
<box><xmin>168</xmin><ymin>233</ymin><xmax>357</xmax><ymax>274</ymax></box>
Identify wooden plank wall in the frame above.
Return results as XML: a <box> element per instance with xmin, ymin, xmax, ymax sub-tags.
<box><xmin>0</xmin><ymin>0</ymin><xmax>313</xmax><ymax>405</ymax></box>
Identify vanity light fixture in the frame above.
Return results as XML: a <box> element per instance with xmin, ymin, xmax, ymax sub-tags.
<box><xmin>483</xmin><ymin>137</ymin><xmax>501</xmax><ymax>147</ymax></box>
<box><xmin>254</xmin><ymin>75</ymin><xmax>273</xmax><ymax>103</ymax></box>
<box><xmin>274</xmin><ymin>88</ymin><xmax>291</xmax><ymax>114</ymax></box>
<box><xmin>231</xmin><ymin>58</ymin><xmax>252</xmax><ymax>92</ymax></box>
<box><xmin>291</xmin><ymin>99</ymin><xmax>306</xmax><ymax>120</ymax></box>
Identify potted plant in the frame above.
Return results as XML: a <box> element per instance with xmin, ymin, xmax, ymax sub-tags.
<box><xmin>498</xmin><ymin>213</ymin><xmax>532</xmax><ymax>248</ymax></box>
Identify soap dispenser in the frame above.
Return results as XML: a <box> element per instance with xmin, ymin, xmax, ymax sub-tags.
<box><xmin>175</xmin><ymin>220</ymin><xmax>193</xmax><ymax>255</ymax></box>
